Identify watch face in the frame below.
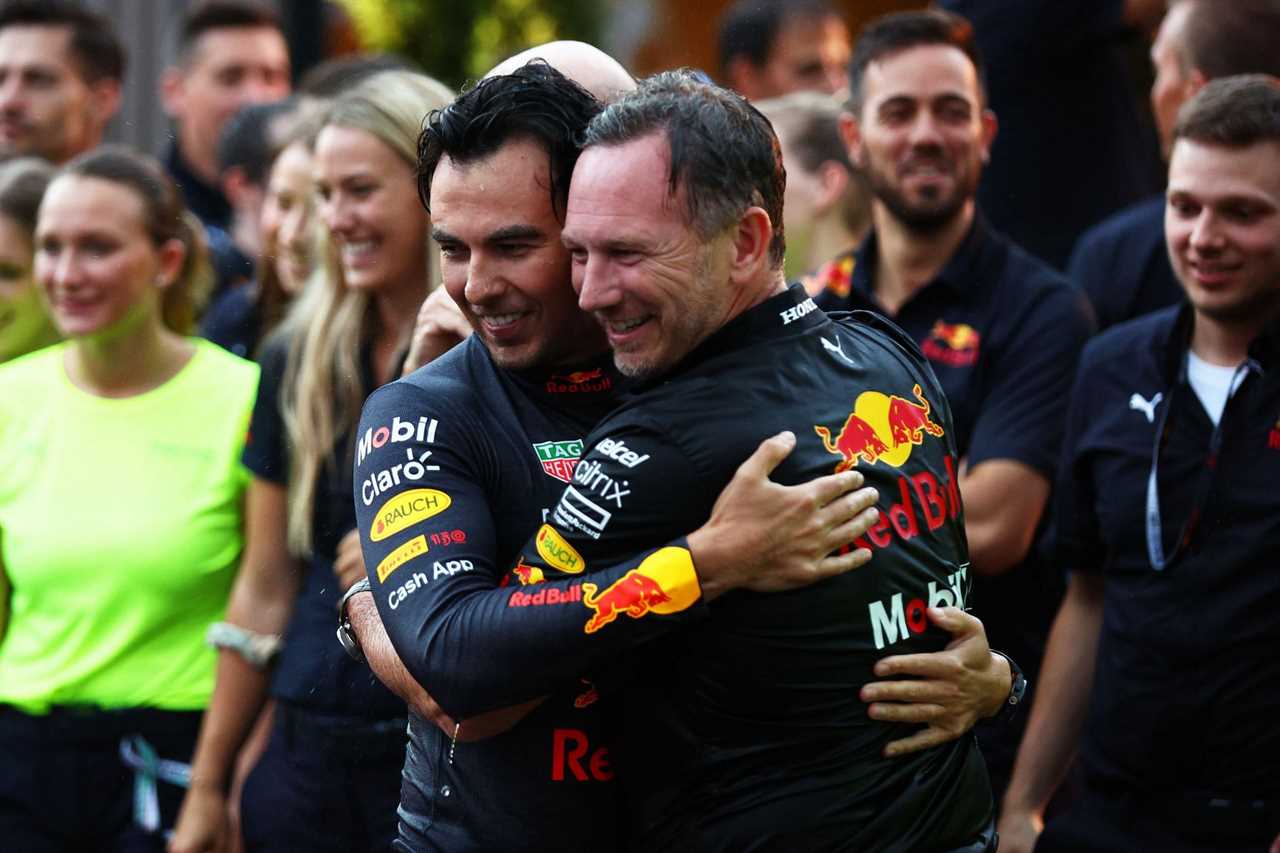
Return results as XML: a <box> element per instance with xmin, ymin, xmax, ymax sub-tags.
<box><xmin>336</xmin><ymin>623</ymin><xmax>363</xmax><ymax>662</ymax></box>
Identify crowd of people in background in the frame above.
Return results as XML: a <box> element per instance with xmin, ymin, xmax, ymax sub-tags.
<box><xmin>0</xmin><ymin>0</ymin><xmax>1276</xmax><ymax>851</ymax></box>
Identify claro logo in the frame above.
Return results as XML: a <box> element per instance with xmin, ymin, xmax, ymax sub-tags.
<box><xmin>370</xmin><ymin>489</ymin><xmax>452</xmax><ymax>542</ymax></box>
<box><xmin>868</xmin><ymin>566</ymin><xmax>969</xmax><ymax>650</ymax></box>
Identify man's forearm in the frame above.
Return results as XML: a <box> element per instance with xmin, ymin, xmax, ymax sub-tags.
<box><xmin>1003</xmin><ymin>572</ymin><xmax>1105</xmax><ymax>814</ymax></box>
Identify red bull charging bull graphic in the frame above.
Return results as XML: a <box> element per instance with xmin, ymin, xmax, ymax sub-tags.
<box><xmin>579</xmin><ymin>546</ymin><xmax>700</xmax><ymax>634</ymax></box>
<box><xmin>815</xmin><ymin>384</ymin><xmax>944</xmax><ymax>472</ymax></box>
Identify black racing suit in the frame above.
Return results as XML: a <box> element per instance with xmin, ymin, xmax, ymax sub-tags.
<box><xmin>357</xmin><ymin>285</ymin><xmax>994</xmax><ymax>851</ymax></box>
<box><xmin>354</xmin><ymin>338</ymin><xmax>628</xmax><ymax>851</ymax></box>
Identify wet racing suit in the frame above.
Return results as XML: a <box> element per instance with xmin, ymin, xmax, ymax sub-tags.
<box><xmin>356</xmin><ymin>285</ymin><xmax>995</xmax><ymax>852</ymax></box>
<box><xmin>354</xmin><ymin>338</ymin><xmax>628</xmax><ymax>851</ymax></box>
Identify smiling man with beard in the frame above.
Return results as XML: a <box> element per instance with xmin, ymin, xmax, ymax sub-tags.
<box><xmin>810</xmin><ymin>10</ymin><xmax>1096</xmax><ymax>804</ymax></box>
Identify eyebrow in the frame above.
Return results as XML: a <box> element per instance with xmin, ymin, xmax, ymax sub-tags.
<box><xmin>485</xmin><ymin>225</ymin><xmax>544</xmax><ymax>244</ymax></box>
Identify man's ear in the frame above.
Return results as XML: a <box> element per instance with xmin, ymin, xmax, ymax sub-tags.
<box><xmin>1184</xmin><ymin>67</ymin><xmax>1209</xmax><ymax>101</ymax></box>
<box><xmin>727</xmin><ymin>206</ymin><xmax>774</xmax><ymax>285</ymax></box>
<box><xmin>221</xmin><ymin>166</ymin><xmax>250</xmax><ymax>207</ymax></box>
<box><xmin>87</xmin><ymin>78</ymin><xmax>121</xmax><ymax>131</ymax></box>
<box><xmin>814</xmin><ymin>160</ymin><xmax>850</xmax><ymax>215</ymax></box>
<box><xmin>979</xmin><ymin>108</ymin><xmax>998</xmax><ymax>164</ymax></box>
<box><xmin>838</xmin><ymin>111</ymin><xmax>865</xmax><ymax>169</ymax></box>
<box><xmin>159</xmin><ymin>67</ymin><xmax>185</xmax><ymax>120</ymax></box>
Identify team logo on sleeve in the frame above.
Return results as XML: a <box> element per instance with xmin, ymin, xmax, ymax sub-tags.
<box><xmin>922</xmin><ymin>321</ymin><xmax>981</xmax><ymax>367</ymax></box>
<box><xmin>369</xmin><ymin>489</ymin><xmax>452</xmax><ymax>541</ymax></box>
<box><xmin>533</xmin><ymin>439</ymin><xmax>584</xmax><ymax>483</ymax></box>
<box><xmin>803</xmin><ymin>254</ymin><xmax>854</xmax><ymax>299</ymax></box>
<box><xmin>580</xmin><ymin>547</ymin><xmax>700</xmax><ymax>634</ymax></box>
<box><xmin>814</xmin><ymin>384</ymin><xmax>944</xmax><ymax>472</ymax></box>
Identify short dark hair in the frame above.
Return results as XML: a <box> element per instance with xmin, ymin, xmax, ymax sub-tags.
<box><xmin>417</xmin><ymin>61</ymin><xmax>601</xmax><ymax>219</ymax></box>
<box><xmin>0</xmin><ymin>0</ymin><xmax>125</xmax><ymax>83</ymax></box>
<box><xmin>847</xmin><ymin>10</ymin><xmax>985</xmax><ymax>114</ymax></box>
<box><xmin>1173</xmin><ymin>74</ymin><xmax>1280</xmax><ymax>148</ymax></box>
<box><xmin>583</xmin><ymin>70</ymin><xmax>786</xmax><ymax>268</ymax></box>
<box><xmin>217</xmin><ymin>99</ymin><xmax>296</xmax><ymax>183</ymax></box>
<box><xmin>0</xmin><ymin>156</ymin><xmax>53</xmax><ymax>237</ymax></box>
<box><xmin>176</xmin><ymin>0</ymin><xmax>284</xmax><ymax>66</ymax></box>
<box><xmin>717</xmin><ymin>0</ymin><xmax>837</xmax><ymax>74</ymax></box>
<box><xmin>1181</xmin><ymin>0</ymin><xmax>1280</xmax><ymax>81</ymax></box>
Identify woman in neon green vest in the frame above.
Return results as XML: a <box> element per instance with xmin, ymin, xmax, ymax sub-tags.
<box><xmin>0</xmin><ymin>146</ymin><xmax>259</xmax><ymax>847</ymax></box>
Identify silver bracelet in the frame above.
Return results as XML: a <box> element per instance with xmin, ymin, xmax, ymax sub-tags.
<box><xmin>206</xmin><ymin>621</ymin><xmax>282</xmax><ymax>670</ymax></box>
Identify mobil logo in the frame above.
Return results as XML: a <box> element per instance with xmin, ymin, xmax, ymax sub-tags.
<box><xmin>868</xmin><ymin>566</ymin><xmax>969</xmax><ymax>650</ymax></box>
<box><xmin>814</xmin><ymin>383</ymin><xmax>944</xmax><ymax>472</ymax></box>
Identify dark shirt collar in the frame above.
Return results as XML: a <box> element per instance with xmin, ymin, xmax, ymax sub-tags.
<box><xmin>851</xmin><ymin>211</ymin><xmax>992</xmax><ymax>306</ymax></box>
<box><xmin>166</xmin><ymin>142</ymin><xmax>231</xmax><ymax>230</ymax></box>
<box><xmin>1155</xmin><ymin>301</ymin><xmax>1280</xmax><ymax>383</ymax></box>
<box><xmin>633</xmin><ymin>283</ymin><xmax>825</xmax><ymax>391</ymax></box>
<box><xmin>507</xmin><ymin>351</ymin><xmax>625</xmax><ymax>418</ymax></box>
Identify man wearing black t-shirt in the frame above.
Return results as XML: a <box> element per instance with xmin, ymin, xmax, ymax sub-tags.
<box><xmin>810</xmin><ymin>10</ymin><xmax>1096</xmax><ymax>801</ymax></box>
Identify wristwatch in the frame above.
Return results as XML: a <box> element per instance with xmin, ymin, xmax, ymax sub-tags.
<box><xmin>990</xmin><ymin>650</ymin><xmax>1028</xmax><ymax>725</ymax></box>
<box><xmin>335</xmin><ymin>577</ymin><xmax>372</xmax><ymax>663</ymax></box>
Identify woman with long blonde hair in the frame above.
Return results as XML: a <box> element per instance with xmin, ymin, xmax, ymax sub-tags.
<box><xmin>171</xmin><ymin>70</ymin><xmax>454</xmax><ymax>853</ymax></box>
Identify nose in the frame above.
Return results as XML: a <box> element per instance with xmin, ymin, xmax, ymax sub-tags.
<box><xmin>574</xmin><ymin>253</ymin><xmax>618</xmax><ymax>313</ymax></box>
<box><xmin>907</xmin><ymin>111</ymin><xmax>944</xmax><ymax>148</ymax></box>
<box><xmin>321</xmin><ymin>193</ymin><xmax>354</xmax><ymax>236</ymax></box>
<box><xmin>0</xmin><ymin>75</ymin><xmax>25</xmax><ymax>113</ymax></box>
<box><xmin>1188</xmin><ymin>210</ymin><xmax>1225</xmax><ymax>253</ymax></box>
<box><xmin>42</xmin><ymin>249</ymin><xmax>80</xmax><ymax>290</ymax></box>
<box><xmin>462</xmin><ymin>253</ymin><xmax>504</xmax><ymax>305</ymax></box>
<box><xmin>281</xmin><ymin>205</ymin><xmax>310</xmax><ymax>253</ymax></box>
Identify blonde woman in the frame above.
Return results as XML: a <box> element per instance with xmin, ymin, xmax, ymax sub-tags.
<box><xmin>171</xmin><ymin>70</ymin><xmax>454</xmax><ymax>853</ymax></box>
<box><xmin>0</xmin><ymin>146</ymin><xmax>257</xmax><ymax>848</ymax></box>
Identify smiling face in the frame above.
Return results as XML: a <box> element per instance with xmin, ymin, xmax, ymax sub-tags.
<box><xmin>850</xmin><ymin>43</ymin><xmax>994</xmax><ymax>233</ymax></box>
<box><xmin>260</xmin><ymin>141</ymin><xmax>315</xmax><ymax>294</ymax></box>
<box><xmin>430</xmin><ymin>137</ymin><xmax>605</xmax><ymax>370</ymax></box>
<box><xmin>314</xmin><ymin>124</ymin><xmax>429</xmax><ymax>298</ymax></box>
<box><xmin>1165</xmin><ymin>138</ymin><xmax>1280</xmax><ymax>325</ymax></box>
<box><xmin>565</xmin><ymin>133</ymin><xmax>733</xmax><ymax>380</ymax></box>
<box><xmin>34</xmin><ymin>175</ymin><xmax>181</xmax><ymax>341</ymax></box>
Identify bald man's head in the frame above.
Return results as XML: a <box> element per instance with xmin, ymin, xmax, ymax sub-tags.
<box><xmin>485</xmin><ymin>40</ymin><xmax>634</xmax><ymax>101</ymax></box>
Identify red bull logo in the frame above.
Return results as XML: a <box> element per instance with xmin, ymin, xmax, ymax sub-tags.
<box><xmin>1269</xmin><ymin>416</ymin><xmax>1280</xmax><ymax>450</ymax></box>
<box><xmin>546</xmin><ymin>367</ymin><xmax>612</xmax><ymax>394</ymax></box>
<box><xmin>922</xmin><ymin>320</ymin><xmax>981</xmax><ymax>367</ymax></box>
<box><xmin>580</xmin><ymin>547</ymin><xmax>700</xmax><ymax>634</ymax></box>
<box><xmin>815</xmin><ymin>384</ymin><xmax>944</xmax><ymax>472</ymax></box>
<box><xmin>513</xmin><ymin>556</ymin><xmax>545</xmax><ymax>586</ymax></box>
<box><xmin>804</xmin><ymin>254</ymin><xmax>855</xmax><ymax>299</ymax></box>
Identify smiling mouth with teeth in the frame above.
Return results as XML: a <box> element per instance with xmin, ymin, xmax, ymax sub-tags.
<box><xmin>610</xmin><ymin>316</ymin><xmax>649</xmax><ymax>333</ymax></box>
<box><xmin>482</xmin><ymin>312</ymin><xmax>525</xmax><ymax>327</ymax></box>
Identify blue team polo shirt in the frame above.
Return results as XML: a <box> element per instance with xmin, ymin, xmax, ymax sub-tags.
<box><xmin>1056</xmin><ymin>304</ymin><xmax>1280</xmax><ymax>800</ymax></box>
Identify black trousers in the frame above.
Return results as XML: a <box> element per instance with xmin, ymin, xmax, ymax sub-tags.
<box><xmin>0</xmin><ymin>704</ymin><xmax>200</xmax><ymax>852</ymax></box>
<box><xmin>239</xmin><ymin>702</ymin><xmax>407</xmax><ymax>853</ymax></box>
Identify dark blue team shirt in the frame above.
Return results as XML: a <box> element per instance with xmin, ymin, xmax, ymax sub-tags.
<box><xmin>811</xmin><ymin>216</ymin><xmax>1096</xmax><ymax>782</ymax></box>
<box><xmin>355</xmin><ymin>337</ymin><xmax>627</xmax><ymax>852</ymax></box>
<box><xmin>1068</xmin><ymin>193</ymin><xmax>1185</xmax><ymax>331</ymax></box>
<box><xmin>201</xmin><ymin>282</ymin><xmax>261</xmax><ymax>359</ymax></box>
<box><xmin>242</xmin><ymin>334</ymin><xmax>404</xmax><ymax>719</ymax></box>
<box><xmin>1056</xmin><ymin>305</ymin><xmax>1280</xmax><ymax>798</ymax></box>
<box><xmin>940</xmin><ymin>0</ymin><xmax>1163</xmax><ymax>268</ymax></box>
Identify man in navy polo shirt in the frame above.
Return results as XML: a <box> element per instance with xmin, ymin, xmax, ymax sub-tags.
<box><xmin>1068</xmin><ymin>0</ymin><xmax>1280</xmax><ymax>331</ymax></box>
<box><xmin>999</xmin><ymin>75</ymin><xmax>1280</xmax><ymax>853</ymax></box>
<box><xmin>811</xmin><ymin>10</ymin><xmax>1095</xmax><ymax>801</ymax></box>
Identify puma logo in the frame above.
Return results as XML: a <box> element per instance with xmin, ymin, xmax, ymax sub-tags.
<box><xmin>1129</xmin><ymin>392</ymin><xmax>1163</xmax><ymax>423</ymax></box>
<box><xmin>822</xmin><ymin>336</ymin><xmax>854</xmax><ymax>366</ymax></box>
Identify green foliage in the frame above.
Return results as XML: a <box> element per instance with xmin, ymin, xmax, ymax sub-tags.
<box><xmin>340</xmin><ymin>0</ymin><xmax>604</xmax><ymax>90</ymax></box>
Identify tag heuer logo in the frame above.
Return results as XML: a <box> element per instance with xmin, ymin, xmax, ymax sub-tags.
<box><xmin>533</xmin><ymin>439</ymin><xmax>584</xmax><ymax>483</ymax></box>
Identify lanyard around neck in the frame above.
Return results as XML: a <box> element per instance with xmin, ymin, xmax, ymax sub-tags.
<box><xmin>1144</xmin><ymin>355</ymin><xmax>1261</xmax><ymax>571</ymax></box>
